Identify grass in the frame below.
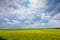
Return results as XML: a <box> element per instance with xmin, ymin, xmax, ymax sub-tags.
<box><xmin>0</xmin><ymin>29</ymin><xmax>60</xmax><ymax>40</ymax></box>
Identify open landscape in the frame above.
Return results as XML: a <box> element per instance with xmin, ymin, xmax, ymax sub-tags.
<box><xmin>0</xmin><ymin>0</ymin><xmax>60</xmax><ymax>40</ymax></box>
<box><xmin>0</xmin><ymin>29</ymin><xmax>60</xmax><ymax>40</ymax></box>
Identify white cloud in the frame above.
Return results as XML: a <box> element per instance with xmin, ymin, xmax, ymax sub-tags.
<box><xmin>53</xmin><ymin>13</ymin><xmax>60</xmax><ymax>20</ymax></box>
<box><xmin>0</xmin><ymin>0</ymin><xmax>48</xmax><ymax>19</ymax></box>
<box><xmin>4</xmin><ymin>18</ymin><xmax>10</xmax><ymax>22</ymax></box>
<box><xmin>41</xmin><ymin>12</ymin><xmax>51</xmax><ymax>19</ymax></box>
<box><xmin>24</xmin><ymin>20</ymin><xmax>31</xmax><ymax>24</ymax></box>
<box><xmin>12</xmin><ymin>20</ymin><xmax>20</xmax><ymax>24</ymax></box>
<box><xmin>48</xmin><ymin>13</ymin><xmax>60</xmax><ymax>27</ymax></box>
<box><xmin>0</xmin><ymin>0</ymin><xmax>60</xmax><ymax>29</ymax></box>
<box><xmin>29</xmin><ymin>0</ymin><xmax>47</xmax><ymax>9</ymax></box>
<box><xmin>49</xmin><ymin>19</ymin><xmax>60</xmax><ymax>27</ymax></box>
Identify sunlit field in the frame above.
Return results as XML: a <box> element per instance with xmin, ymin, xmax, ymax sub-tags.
<box><xmin>0</xmin><ymin>29</ymin><xmax>60</xmax><ymax>40</ymax></box>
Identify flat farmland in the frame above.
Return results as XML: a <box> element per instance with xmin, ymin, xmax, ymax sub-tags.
<box><xmin>0</xmin><ymin>29</ymin><xmax>60</xmax><ymax>40</ymax></box>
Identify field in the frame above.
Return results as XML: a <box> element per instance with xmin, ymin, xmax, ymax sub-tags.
<box><xmin>0</xmin><ymin>29</ymin><xmax>60</xmax><ymax>40</ymax></box>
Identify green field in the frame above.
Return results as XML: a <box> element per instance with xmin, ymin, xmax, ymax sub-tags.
<box><xmin>0</xmin><ymin>29</ymin><xmax>60</xmax><ymax>40</ymax></box>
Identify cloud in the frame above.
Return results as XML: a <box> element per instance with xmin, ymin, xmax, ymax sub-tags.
<box><xmin>48</xmin><ymin>13</ymin><xmax>60</xmax><ymax>27</ymax></box>
<box><xmin>53</xmin><ymin>13</ymin><xmax>60</xmax><ymax>20</ymax></box>
<box><xmin>0</xmin><ymin>0</ymin><xmax>60</xmax><ymax>29</ymax></box>
<box><xmin>49</xmin><ymin>19</ymin><xmax>60</xmax><ymax>27</ymax></box>
<box><xmin>29</xmin><ymin>0</ymin><xmax>47</xmax><ymax>9</ymax></box>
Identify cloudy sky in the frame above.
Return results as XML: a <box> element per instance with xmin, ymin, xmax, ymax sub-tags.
<box><xmin>0</xmin><ymin>0</ymin><xmax>60</xmax><ymax>29</ymax></box>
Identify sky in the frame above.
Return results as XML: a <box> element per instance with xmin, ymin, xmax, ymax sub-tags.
<box><xmin>0</xmin><ymin>0</ymin><xmax>60</xmax><ymax>29</ymax></box>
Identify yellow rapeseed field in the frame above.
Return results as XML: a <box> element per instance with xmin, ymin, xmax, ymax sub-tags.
<box><xmin>0</xmin><ymin>29</ymin><xmax>60</xmax><ymax>40</ymax></box>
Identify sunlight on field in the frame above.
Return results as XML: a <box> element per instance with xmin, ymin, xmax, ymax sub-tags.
<box><xmin>0</xmin><ymin>29</ymin><xmax>60</xmax><ymax>40</ymax></box>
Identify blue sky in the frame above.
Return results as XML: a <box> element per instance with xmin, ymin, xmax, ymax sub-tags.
<box><xmin>0</xmin><ymin>0</ymin><xmax>60</xmax><ymax>29</ymax></box>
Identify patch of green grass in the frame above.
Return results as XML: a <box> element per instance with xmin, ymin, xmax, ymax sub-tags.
<box><xmin>0</xmin><ymin>29</ymin><xmax>60</xmax><ymax>40</ymax></box>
